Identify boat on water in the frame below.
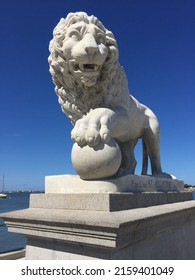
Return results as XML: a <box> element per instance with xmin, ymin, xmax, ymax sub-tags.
<box><xmin>0</xmin><ymin>193</ymin><xmax>7</xmax><ymax>199</ymax></box>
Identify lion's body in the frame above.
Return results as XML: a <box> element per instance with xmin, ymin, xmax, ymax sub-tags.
<box><xmin>48</xmin><ymin>12</ymin><xmax>168</xmax><ymax>177</ymax></box>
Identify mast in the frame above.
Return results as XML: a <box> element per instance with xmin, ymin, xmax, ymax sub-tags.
<box><xmin>2</xmin><ymin>175</ymin><xmax>4</xmax><ymax>192</ymax></box>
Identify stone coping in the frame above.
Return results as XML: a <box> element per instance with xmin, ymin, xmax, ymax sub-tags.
<box><xmin>1</xmin><ymin>201</ymin><xmax>195</xmax><ymax>250</ymax></box>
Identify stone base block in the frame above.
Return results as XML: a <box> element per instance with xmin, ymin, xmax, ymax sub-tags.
<box><xmin>30</xmin><ymin>192</ymin><xmax>192</xmax><ymax>211</ymax></box>
<box><xmin>45</xmin><ymin>174</ymin><xmax>184</xmax><ymax>193</ymax></box>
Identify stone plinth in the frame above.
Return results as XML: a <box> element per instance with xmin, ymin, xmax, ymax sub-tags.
<box><xmin>45</xmin><ymin>174</ymin><xmax>184</xmax><ymax>193</ymax></box>
<box><xmin>1</xmin><ymin>198</ymin><xmax>195</xmax><ymax>259</ymax></box>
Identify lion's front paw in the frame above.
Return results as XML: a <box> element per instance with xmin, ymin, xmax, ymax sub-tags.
<box><xmin>71</xmin><ymin>109</ymin><xmax>114</xmax><ymax>147</ymax></box>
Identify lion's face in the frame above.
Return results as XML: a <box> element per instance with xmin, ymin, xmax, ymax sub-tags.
<box><xmin>62</xmin><ymin>21</ymin><xmax>109</xmax><ymax>87</ymax></box>
<box><xmin>49</xmin><ymin>12</ymin><xmax>121</xmax><ymax>124</ymax></box>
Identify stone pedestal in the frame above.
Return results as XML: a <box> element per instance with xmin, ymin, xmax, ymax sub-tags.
<box><xmin>45</xmin><ymin>174</ymin><xmax>184</xmax><ymax>193</ymax></box>
<box><xmin>1</xmin><ymin>175</ymin><xmax>195</xmax><ymax>260</ymax></box>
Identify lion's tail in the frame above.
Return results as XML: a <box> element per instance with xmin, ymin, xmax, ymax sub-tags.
<box><xmin>141</xmin><ymin>139</ymin><xmax>148</xmax><ymax>175</ymax></box>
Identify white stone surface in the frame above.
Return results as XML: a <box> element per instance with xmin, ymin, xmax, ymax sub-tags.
<box><xmin>48</xmin><ymin>11</ymin><xmax>172</xmax><ymax>179</ymax></box>
<box><xmin>45</xmin><ymin>174</ymin><xmax>184</xmax><ymax>194</ymax></box>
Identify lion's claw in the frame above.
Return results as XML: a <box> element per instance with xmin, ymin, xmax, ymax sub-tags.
<box><xmin>71</xmin><ymin>108</ymin><xmax>114</xmax><ymax>146</ymax></box>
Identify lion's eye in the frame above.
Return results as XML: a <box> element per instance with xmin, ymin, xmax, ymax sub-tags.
<box><xmin>68</xmin><ymin>31</ymin><xmax>81</xmax><ymax>41</ymax></box>
<box><xmin>96</xmin><ymin>34</ymin><xmax>106</xmax><ymax>45</ymax></box>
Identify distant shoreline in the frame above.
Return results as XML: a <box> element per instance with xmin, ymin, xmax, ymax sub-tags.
<box><xmin>3</xmin><ymin>190</ymin><xmax>44</xmax><ymax>194</ymax></box>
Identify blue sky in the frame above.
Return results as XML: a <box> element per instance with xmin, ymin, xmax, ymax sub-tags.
<box><xmin>0</xmin><ymin>0</ymin><xmax>195</xmax><ymax>190</ymax></box>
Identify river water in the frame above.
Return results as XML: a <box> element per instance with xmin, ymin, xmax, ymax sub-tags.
<box><xmin>0</xmin><ymin>192</ymin><xmax>31</xmax><ymax>214</ymax></box>
<box><xmin>0</xmin><ymin>192</ymin><xmax>40</xmax><ymax>254</ymax></box>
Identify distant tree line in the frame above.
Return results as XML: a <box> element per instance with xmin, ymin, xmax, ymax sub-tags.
<box><xmin>184</xmin><ymin>184</ymin><xmax>195</xmax><ymax>188</ymax></box>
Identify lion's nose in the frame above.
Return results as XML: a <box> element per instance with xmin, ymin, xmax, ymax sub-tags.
<box><xmin>84</xmin><ymin>33</ymin><xmax>98</xmax><ymax>56</ymax></box>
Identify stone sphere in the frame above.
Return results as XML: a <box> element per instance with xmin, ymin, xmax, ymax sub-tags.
<box><xmin>71</xmin><ymin>138</ymin><xmax>122</xmax><ymax>180</ymax></box>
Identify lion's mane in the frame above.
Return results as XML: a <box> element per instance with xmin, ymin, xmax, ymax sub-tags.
<box><xmin>48</xmin><ymin>12</ymin><xmax>128</xmax><ymax>125</ymax></box>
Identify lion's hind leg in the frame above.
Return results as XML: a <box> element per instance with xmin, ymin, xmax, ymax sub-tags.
<box><xmin>142</xmin><ymin>115</ymin><xmax>163</xmax><ymax>176</ymax></box>
<box><xmin>142</xmin><ymin>130</ymin><xmax>174</xmax><ymax>178</ymax></box>
<box><xmin>117</xmin><ymin>139</ymin><xmax>138</xmax><ymax>175</ymax></box>
<box><xmin>141</xmin><ymin>139</ymin><xmax>148</xmax><ymax>175</ymax></box>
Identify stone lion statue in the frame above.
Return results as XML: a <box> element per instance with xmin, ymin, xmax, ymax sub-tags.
<box><xmin>48</xmin><ymin>11</ymin><xmax>170</xmax><ymax>178</ymax></box>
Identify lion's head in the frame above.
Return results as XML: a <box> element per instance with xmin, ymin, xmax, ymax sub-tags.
<box><xmin>48</xmin><ymin>12</ymin><xmax>127</xmax><ymax>124</ymax></box>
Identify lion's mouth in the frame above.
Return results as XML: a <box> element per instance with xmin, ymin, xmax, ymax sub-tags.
<box><xmin>70</xmin><ymin>61</ymin><xmax>101</xmax><ymax>73</ymax></box>
<box><xmin>75</xmin><ymin>63</ymin><xmax>100</xmax><ymax>72</ymax></box>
